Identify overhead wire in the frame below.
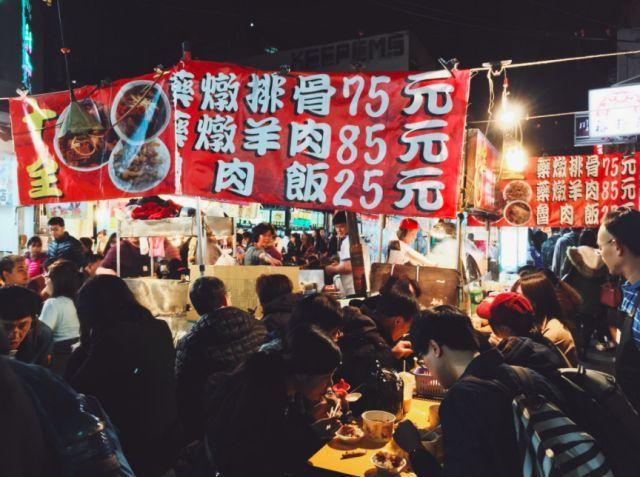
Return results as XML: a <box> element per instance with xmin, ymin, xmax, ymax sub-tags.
<box><xmin>523</xmin><ymin>0</ymin><xmax>620</xmax><ymax>29</ymax></box>
<box><xmin>373</xmin><ymin>0</ymin><xmax>615</xmax><ymax>43</ymax></box>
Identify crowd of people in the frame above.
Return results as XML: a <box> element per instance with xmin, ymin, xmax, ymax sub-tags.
<box><xmin>2</xmin><ymin>209</ymin><xmax>640</xmax><ymax>476</ymax></box>
<box><xmin>526</xmin><ymin>225</ymin><xmax>621</xmax><ymax>358</ymax></box>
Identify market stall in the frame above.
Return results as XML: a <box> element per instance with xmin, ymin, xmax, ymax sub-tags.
<box><xmin>8</xmin><ymin>56</ymin><xmax>478</xmax><ymax>319</ymax></box>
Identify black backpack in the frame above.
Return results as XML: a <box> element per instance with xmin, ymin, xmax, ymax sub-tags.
<box><xmin>466</xmin><ymin>366</ymin><xmax>612</xmax><ymax>477</ymax></box>
<box><xmin>555</xmin><ymin>366</ymin><xmax>640</xmax><ymax>477</ymax></box>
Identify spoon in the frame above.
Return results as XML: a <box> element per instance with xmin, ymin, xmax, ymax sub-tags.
<box><xmin>345</xmin><ymin>392</ymin><xmax>362</xmax><ymax>403</ymax></box>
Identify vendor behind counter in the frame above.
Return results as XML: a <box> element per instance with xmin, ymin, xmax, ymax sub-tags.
<box><xmin>97</xmin><ymin>238</ymin><xmax>181</xmax><ymax>278</ymax></box>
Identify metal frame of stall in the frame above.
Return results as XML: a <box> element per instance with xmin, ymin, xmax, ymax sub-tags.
<box><xmin>115</xmin><ymin>216</ymin><xmax>201</xmax><ymax>277</ymax></box>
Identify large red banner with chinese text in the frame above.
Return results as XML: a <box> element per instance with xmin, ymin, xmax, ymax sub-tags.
<box><xmin>492</xmin><ymin>154</ymin><xmax>639</xmax><ymax>227</ymax></box>
<box><xmin>10</xmin><ymin>72</ymin><xmax>176</xmax><ymax>205</ymax></box>
<box><xmin>173</xmin><ymin>60</ymin><xmax>470</xmax><ymax>218</ymax></box>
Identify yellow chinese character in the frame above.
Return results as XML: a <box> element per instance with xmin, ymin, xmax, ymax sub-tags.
<box><xmin>22</xmin><ymin>97</ymin><xmax>56</xmax><ymax>134</ymax></box>
<box><xmin>27</xmin><ymin>157</ymin><xmax>63</xmax><ymax>199</ymax></box>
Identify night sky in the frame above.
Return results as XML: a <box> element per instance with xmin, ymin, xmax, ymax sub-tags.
<box><xmin>31</xmin><ymin>0</ymin><xmax>634</xmax><ymax>154</ymax></box>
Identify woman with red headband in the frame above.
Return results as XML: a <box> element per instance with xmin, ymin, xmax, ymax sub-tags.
<box><xmin>387</xmin><ymin>218</ymin><xmax>433</xmax><ymax>267</ymax></box>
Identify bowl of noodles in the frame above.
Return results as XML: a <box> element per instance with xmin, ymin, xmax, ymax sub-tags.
<box><xmin>110</xmin><ymin>80</ymin><xmax>171</xmax><ymax>145</ymax></box>
<box><xmin>54</xmin><ymin>99</ymin><xmax>118</xmax><ymax>171</ymax></box>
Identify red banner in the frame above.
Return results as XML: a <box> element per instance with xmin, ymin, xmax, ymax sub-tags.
<box><xmin>10</xmin><ymin>72</ymin><xmax>176</xmax><ymax>205</ymax></box>
<box><xmin>494</xmin><ymin>154</ymin><xmax>639</xmax><ymax>227</ymax></box>
<box><xmin>173</xmin><ymin>60</ymin><xmax>470</xmax><ymax>218</ymax></box>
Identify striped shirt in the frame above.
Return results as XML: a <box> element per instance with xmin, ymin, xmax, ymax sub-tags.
<box><xmin>620</xmin><ymin>280</ymin><xmax>640</xmax><ymax>348</ymax></box>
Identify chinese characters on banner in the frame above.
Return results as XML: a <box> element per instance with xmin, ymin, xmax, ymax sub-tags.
<box><xmin>9</xmin><ymin>73</ymin><xmax>176</xmax><ymax>205</ymax></box>
<box><xmin>498</xmin><ymin>154</ymin><xmax>638</xmax><ymax>227</ymax></box>
<box><xmin>172</xmin><ymin>60</ymin><xmax>470</xmax><ymax>218</ymax></box>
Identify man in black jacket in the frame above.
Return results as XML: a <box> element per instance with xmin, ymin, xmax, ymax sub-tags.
<box><xmin>45</xmin><ymin>217</ymin><xmax>85</xmax><ymax>269</ymax></box>
<box><xmin>337</xmin><ymin>289</ymin><xmax>419</xmax><ymax>386</ymax></box>
<box><xmin>395</xmin><ymin>305</ymin><xmax>563</xmax><ymax>477</ymax></box>
<box><xmin>176</xmin><ymin>277</ymin><xmax>267</xmax><ymax>443</ymax></box>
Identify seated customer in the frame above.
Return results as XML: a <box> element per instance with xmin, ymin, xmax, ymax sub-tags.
<box><xmin>512</xmin><ymin>271</ymin><xmax>578</xmax><ymax>365</ymax></box>
<box><xmin>487</xmin><ymin>292</ymin><xmax>570</xmax><ymax>376</ymax></box>
<box><xmin>0</xmin><ymin>286</ymin><xmax>52</xmax><ymax>366</ymax></box>
<box><xmin>205</xmin><ymin>325</ymin><xmax>342</xmax><ymax>477</ymax></box>
<box><xmin>176</xmin><ymin>277</ymin><xmax>267</xmax><ymax>444</ymax></box>
<box><xmin>262</xmin><ymin>292</ymin><xmax>345</xmax><ymax>353</ymax></box>
<box><xmin>0</xmin><ymin>255</ymin><xmax>29</xmax><ymax>287</ymax></box>
<box><xmin>256</xmin><ymin>273</ymin><xmax>301</xmax><ymax>340</ymax></box>
<box><xmin>395</xmin><ymin>305</ymin><xmax>563</xmax><ymax>477</ymax></box>
<box><xmin>66</xmin><ymin>275</ymin><xmax>179</xmax><ymax>477</ymax></box>
<box><xmin>337</xmin><ymin>289</ymin><xmax>419</xmax><ymax>386</ymax></box>
<box><xmin>39</xmin><ymin>259</ymin><xmax>81</xmax><ymax>375</ymax></box>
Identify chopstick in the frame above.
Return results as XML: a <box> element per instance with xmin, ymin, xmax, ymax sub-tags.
<box><xmin>328</xmin><ymin>402</ymin><xmax>341</xmax><ymax>419</ymax></box>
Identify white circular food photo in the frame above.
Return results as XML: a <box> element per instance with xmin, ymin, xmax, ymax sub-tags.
<box><xmin>110</xmin><ymin>80</ymin><xmax>171</xmax><ymax>145</ymax></box>
<box><xmin>108</xmin><ymin>138</ymin><xmax>171</xmax><ymax>193</ymax></box>
<box><xmin>54</xmin><ymin>98</ymin><xmax>118</xmax><ymax>171</ymax></box>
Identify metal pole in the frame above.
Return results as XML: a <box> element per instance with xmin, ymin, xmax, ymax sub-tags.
<box><xmin>455</xmin><ymin>212</ymin><xmax>464</xmax><ymax>276</ymax></box>
<box><xmin>377</xmin><ymin>214</ymin><xmax>386</xmax><ymax>263</ymax></box>
<box><xmin>485</xmin><ymin>220</ymin><xmax>491</xmax><ymax>279</ymax></box>
<box><xmin>195</xmin><ymin>197</ymin><xmax>205</xmax><ymax>276</ymax></box>
<box><xmin>116</xmin><ymin>224</ymin><xmax>121</xmax><ymax>277</ymax></box>
<box><xmin>346</xmin><ymin>211</ymin><xmax>367</xmax><ymax>297</ymax></box>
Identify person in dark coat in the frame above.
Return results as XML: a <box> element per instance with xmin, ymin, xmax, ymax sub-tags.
<box><xmin>45</xmin><ymin>217</ymin><xmax>85</xmax><ymax>269</ymax></box>
<box><xmin>337</xmin><ymin>289</ymin><xmax>419</xmax><ymax>386</ymax></box>
<box><xmin>487</xmin><ymin>292</ymin><xmax>570</xmax><ymax>377</ymax></box>
<box><xmin>0</xmin><ymin>328</ymin><xmax>49</xmax><ymax>477</ymax></box>
<box><xmin>395</xmin><ymin>306</ymin><xmax>564</xmax><ymax>477</ymax></box>
<box><xmin>0</xmin><ymin>286</ymin><xmax>52</xmax><ymax>366</ymax></box>
<box><xmin>256</xmin><ymin>273</ymin><xmax>301</xmax><ymax>340</ymax></box>
<box><xmin>540</xmin><ymin>228</ymin><xmax>561</xmax><ymax>269</ymax></box>
<box><xmin>176</xmin><ymin>276</ymin><xmax>267</xmax><ymax>444</ymax></box>
<box><xmin>65</xmin><ymin>275</ymin><xmax>180</xmax><ymax>477</ymax></box>
<box><xmin>564</xmin><ymin>229</ymin><xmax>613</xmax><ymax>354</ymax></box>
<box><xmin>205</xmin><ymin>325</ymin><xmax>342</xmax><ymax>477</ymax></box>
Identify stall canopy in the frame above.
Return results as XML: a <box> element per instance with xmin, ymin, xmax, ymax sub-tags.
<box><xmin>9</xmin><ymin>60</ymin><xmax>471</xmax><ymax>219</ymax></box>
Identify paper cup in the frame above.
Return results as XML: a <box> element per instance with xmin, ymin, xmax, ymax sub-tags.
<box><xmin>428</xmin><ymin>403</ymin><xmax>441</xmax><ymax>429</ymax></box>
<box><xmin>362</xmin><ymin>410</ymin><xmax>396</xmax><ymax>444</ymax></box>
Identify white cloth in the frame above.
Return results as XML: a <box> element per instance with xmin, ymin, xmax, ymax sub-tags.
<box><xmin>338</xmin><ymin>236</ymin><xmax>371</xmax><ymax>296</ymax></box>
<box><xmin>387</xmin><ymin>240</ymin><xmax>433</xmax><ymax>267</ymax></box>
<box><xmin>39</xmin><ymin>296</ymin><xmax>80</xmax><ymax>342</ymax></box>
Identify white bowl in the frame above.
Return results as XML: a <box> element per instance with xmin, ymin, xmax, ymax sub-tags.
<box><xmin>108</xmin><ymin>138</ymin><xmax>170</xmax><ymax>193</ymax></box>
<box><xmin>110</xmin><ymin>80</ymin><xmax>171</xmax><ymax>145</ymax></box>
<box><xmin>371</xmin><ymin>451</ymin><xmax>406</xmax><ymax>475</ymax></box>
<box><xmin>335</xmin><ymin>424</ymin><xmax>364</xmax><ymax>444</ymax></box>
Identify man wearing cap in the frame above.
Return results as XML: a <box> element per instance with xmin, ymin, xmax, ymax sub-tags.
<box><xmin>387</xmin><ymin>218</ymin><xmax>433</xmax><ymax>267</ymax></box>
<box><xmin>325</xmin><ymin>211</ymin><xmax>371</xmax><ymax>296</ymax></box>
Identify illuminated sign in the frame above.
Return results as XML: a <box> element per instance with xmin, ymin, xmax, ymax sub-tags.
<box><xmin>21</xmin><ymin>0</ymin><xmax>33</xmax><ymax>92</ymax></box>
<box><xmin>589</xmin><ymin>85</ymin><xmax>640</xmax><ymax>137</ymax></box>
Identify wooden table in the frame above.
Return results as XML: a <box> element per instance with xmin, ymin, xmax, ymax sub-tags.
<box><xmin>308</xmin><ymin>398</ymin><xmax>440</xmax><ymax>477</ymax></box>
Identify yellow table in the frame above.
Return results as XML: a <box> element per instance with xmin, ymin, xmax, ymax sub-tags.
<box><xmin>308</xmin><ymin>398</ymin><xmax>440</xmax><ymax>477</ymax></box>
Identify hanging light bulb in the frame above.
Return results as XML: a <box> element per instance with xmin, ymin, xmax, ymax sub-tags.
<box><xmin>503</xmin><ymin>142</ymin><xmax>527</xmax><ymax>173</ymax></box>
<box><xmin>497</xmin><ymin>102</ymin><xmax>525</xmax><ymax>130</ymax></box>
